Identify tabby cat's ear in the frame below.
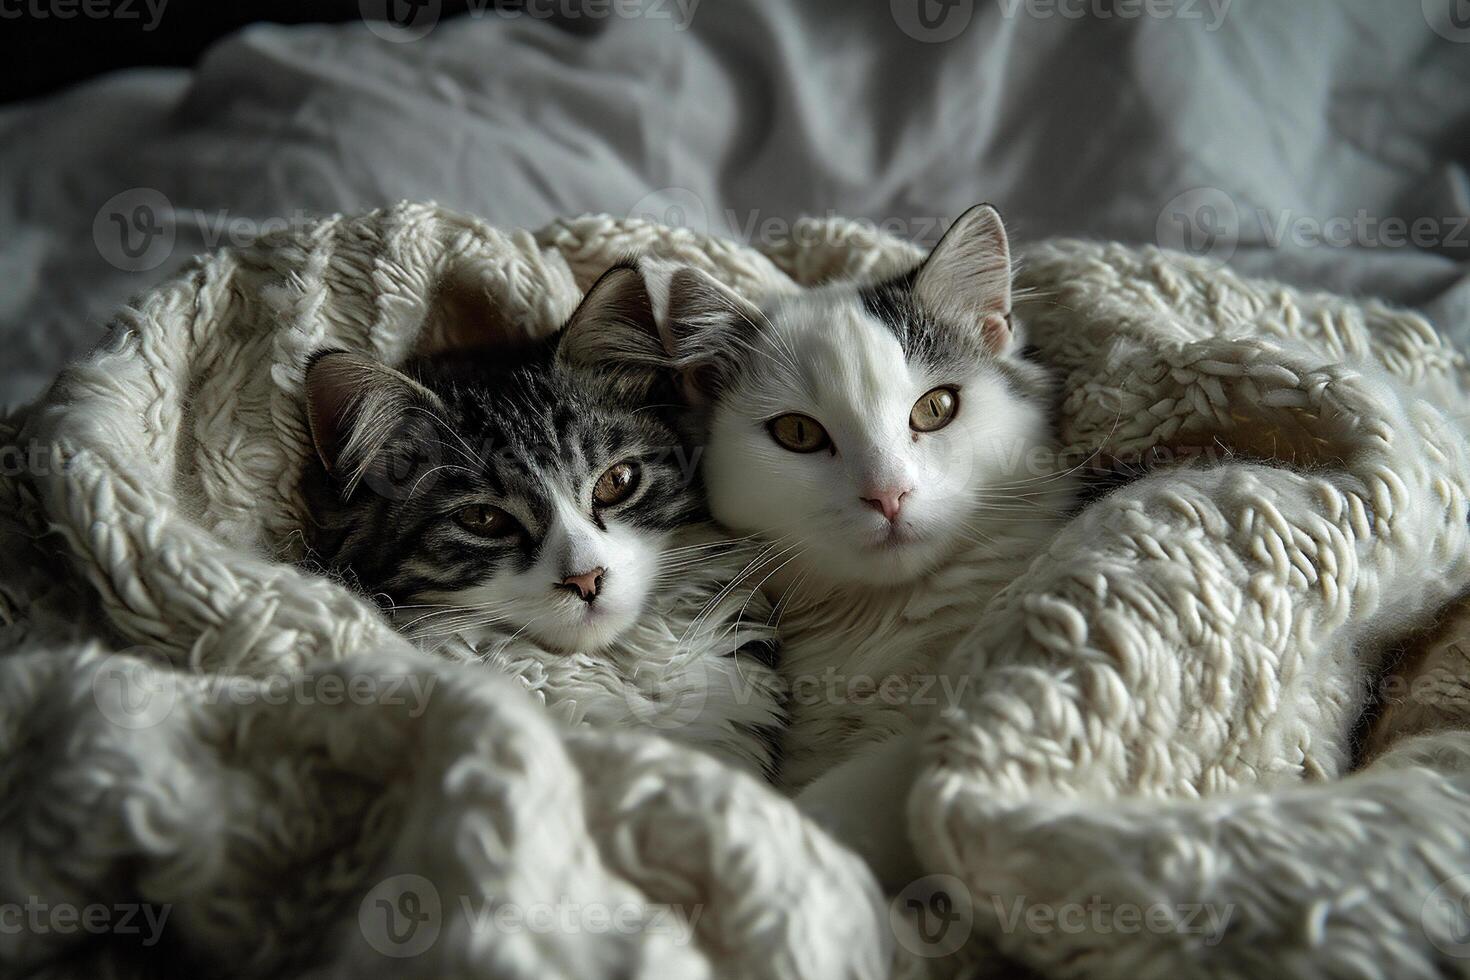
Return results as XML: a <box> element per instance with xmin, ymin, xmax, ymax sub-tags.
<box><xmin>914</xmin><ymin>204</ymin><xmax>1014</xmax><ymax>354</ymax></box>
<box><xmin>638</xmin><ymin>259</ymin><xmax>765</xmax><ymax>405</ymax></box>
<box><xmin>304</xmin><ymin>350</ymin><xmax>446</xmax><ymax>495</ymax></box>
<box><xmin>555</xmin><ymin>263</ymin><xmax>669</xmax><ymax>402</ymax></box>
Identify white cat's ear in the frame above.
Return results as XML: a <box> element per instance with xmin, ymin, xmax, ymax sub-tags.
<box><xmin>639</xmin><ymin>259</ymin><xmax>764</xmax><ymax>405</ymax></box>
<box><xmin>556</xmin><ymin>263</ymin><xmax>671</xmax><ymax>401</ymax></box>
<box><xmin>305</xmin><ymin>350</ymin><xmax>445</xmax><ymax>494</ymax></box>
<box><xmin>914</xmin><ymin>203</ymin><xmax>1013</xmax><ymax>354</ymax></box>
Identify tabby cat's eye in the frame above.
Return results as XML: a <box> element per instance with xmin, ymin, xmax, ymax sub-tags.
<box><xmin>767</xmin><ymin>413</ymin><xmax>831</xmax><ymax>454</ymax></box>
<box><xmin>454</xmin><ymin>504</ymin><xmax>518</xmax><ymax>538</ymax></box>
<box><xmin>593</xmin><ymin>460</ymin><xmax>641</xmax><ymax>507</ymax></box>
<box><xmin>909</xmin><ymin>386</ymin><xmax>960</xmax><ymax>433</ymax></box>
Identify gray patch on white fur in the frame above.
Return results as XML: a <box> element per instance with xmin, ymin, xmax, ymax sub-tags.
<box><xmin>859</xmin><ymin>272</ymin><xmax>1055</xmax><ymax>407</ymax></box>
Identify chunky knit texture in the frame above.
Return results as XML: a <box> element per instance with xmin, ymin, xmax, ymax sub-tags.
<box><xmin>2</xmin><ymin>204</ymin><xmax>1470</xmax><ymax>978</ymax></box>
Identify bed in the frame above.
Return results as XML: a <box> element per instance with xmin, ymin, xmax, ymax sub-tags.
<box><xmin>2</xmin><ymin>4</ymin><xmax>1470</xmax><ymax>978</ymax></box>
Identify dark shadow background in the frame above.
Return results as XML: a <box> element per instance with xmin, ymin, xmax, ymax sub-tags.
<box><xmin>1</xmin><ymin>1</ymin><xmax>604</xmax><ymax>103</ymax></box>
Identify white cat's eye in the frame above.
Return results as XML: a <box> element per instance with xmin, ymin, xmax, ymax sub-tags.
<box><xmin>593</xmin><ymin>459</ymin><xmax>641</xmax><ymax>507</ymax></box>
<box><xmin>909</xmin><ymin>386</ymin><xmax>960</xmax><ymax>433</ymax></box>
<box><xmin>454</xmin><ymin>504</ymin><xmax>519</xmax><ymax>538</ymax></box>
<box><xmin>767</xmin><ymin>413</ymin><xmax>831</xmax><ymax>454</ymax></box>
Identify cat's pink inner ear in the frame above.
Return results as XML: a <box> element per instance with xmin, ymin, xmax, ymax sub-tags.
<box><xmin>980</xmin><ymin>313</ymin><xmax>1012</xmax><ymax>354</ymax></box>
<box><xmin>556</xmin><ymin>264</ymin><xmax>671</xmax><ymax>402</ymax></box>
<box><xmin>915</xmin><ymin>203</ymin><xmax>1013</xmax><ymax>326</ymax></box>
<box><xmin>304</xmin><ymin>351</ymin><xmax>440</xmax><ymax>481</ymax></box>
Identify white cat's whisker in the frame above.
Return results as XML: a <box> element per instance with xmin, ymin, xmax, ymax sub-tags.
<box><xmin>405</xmin><ymin>463</ymin><xmax>478</xmax><ymax>501</ymax></box>
<box><xmin>401</xmin><ymin>404</ymin><xmax>488</xmax><ymax>472</ymax></box>
<box><xmin>969</xmin><ymin>496</ymin><xmax>1074</xmax><ymax>514</ymax></box>
<box><xmin>660</xmin><ymin>535</ymin><xmax>760</xmax><ymax>557</ymax></box>
<box><xmin>985</xmin><ymin>409</ymin><xmax>1128</xmax><ymax>494</ymax></box>
<box><xmin>770</xmin><ymin>568</ymin><xmax>812</xmax><ymax>631</ymax></box>
<box><xmin>679</xmin><ymin>535</ymin><xmax>796</xmax><ymax>645</ymax></box>
<box><xmin>679</xmin><ymin>540</ymin><xmax>793</xmax><ymax>639</ymax></box>
<box><xmin>736</xmin><ymin>546</ymin><xmax>808</xmax><ymax>631</ymax></box>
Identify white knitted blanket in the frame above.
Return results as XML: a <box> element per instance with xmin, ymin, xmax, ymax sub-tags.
<box><xmin>4</xmin><ymin>203</ymin><xmax>1470</xmax><ymax>979</ymax></box>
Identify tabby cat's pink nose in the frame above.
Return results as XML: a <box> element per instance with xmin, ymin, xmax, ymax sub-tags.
<box><xmin>860</xmin><ymin>489</ymin><xmax>910</xmax><ymax>523</ymax></box>
<box><xmin>558</xmin><ymin>567</ymin><xmax>605</xmax><ymax>602</ymax></box>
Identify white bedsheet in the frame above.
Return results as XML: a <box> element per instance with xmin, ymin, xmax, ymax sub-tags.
<box><xmin>1</xmin><ymin>0</ymin><xmax>1467</xmax><ymax>407</ymax></box>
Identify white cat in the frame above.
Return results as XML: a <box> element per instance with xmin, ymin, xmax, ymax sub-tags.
<box><xmin>635</xmin><ymin>205</ymin><xmax>1077</xmax><ymax>782</ymax></box>
<box><xmin>578</xmin><ymin>206</ymin><xmax>1078</xmax><ymax>880</ymax></box>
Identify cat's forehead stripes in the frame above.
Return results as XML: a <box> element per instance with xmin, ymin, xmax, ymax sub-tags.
<box><xmin>309</xmin><ymin>343</ymin><xmax>704</xmax><ymax>608</ymax></box>
<box><xmin>426</xmin><ymin>356</ymin><xmax>697</xmax><ymax>528</ymax></box>
<box><xmin>431</xmin><ymin>366</ymin><xmax>629</xmax><ymax>494</ymax></box>
<box><xmin>857</xmin><ymin>274</ymin><xmax>991</xmax><ymax>376</ymax></box>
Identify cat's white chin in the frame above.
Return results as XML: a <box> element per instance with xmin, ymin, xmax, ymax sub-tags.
<box><xmin>527</xmin><ymin>597</ymin><xmax>641</xmax><ymax>654</ymax></box>
<box><xmin>851</xmin><ymin>543</ymin><xmax>944</xmax><ymax>584</ymax></box>
<box><xmin>792</xmin><ymin>526</ymin><xmax>950</xmax><ymax>587</ymax></box>
<box><xmin>863</xmin><ymin>522</ymin><xmax>924</xmax><ymax>550</ymax></box>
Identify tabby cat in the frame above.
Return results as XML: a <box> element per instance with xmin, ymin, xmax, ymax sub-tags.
<box><xmin>301</xmin><ymin>266</ymin><xmax>785</xmax><ymax>777</ymax></box>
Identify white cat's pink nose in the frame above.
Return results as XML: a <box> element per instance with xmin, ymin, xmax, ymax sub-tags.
<box><xmin>860</xmin><ymin>488</ymin><xmax>910</xmax><ymax>522</ymax></box>
<box><xmin>557</xmin><ymin>567</ymin><xmax>605</xmax><ymax>602</ymax></box>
